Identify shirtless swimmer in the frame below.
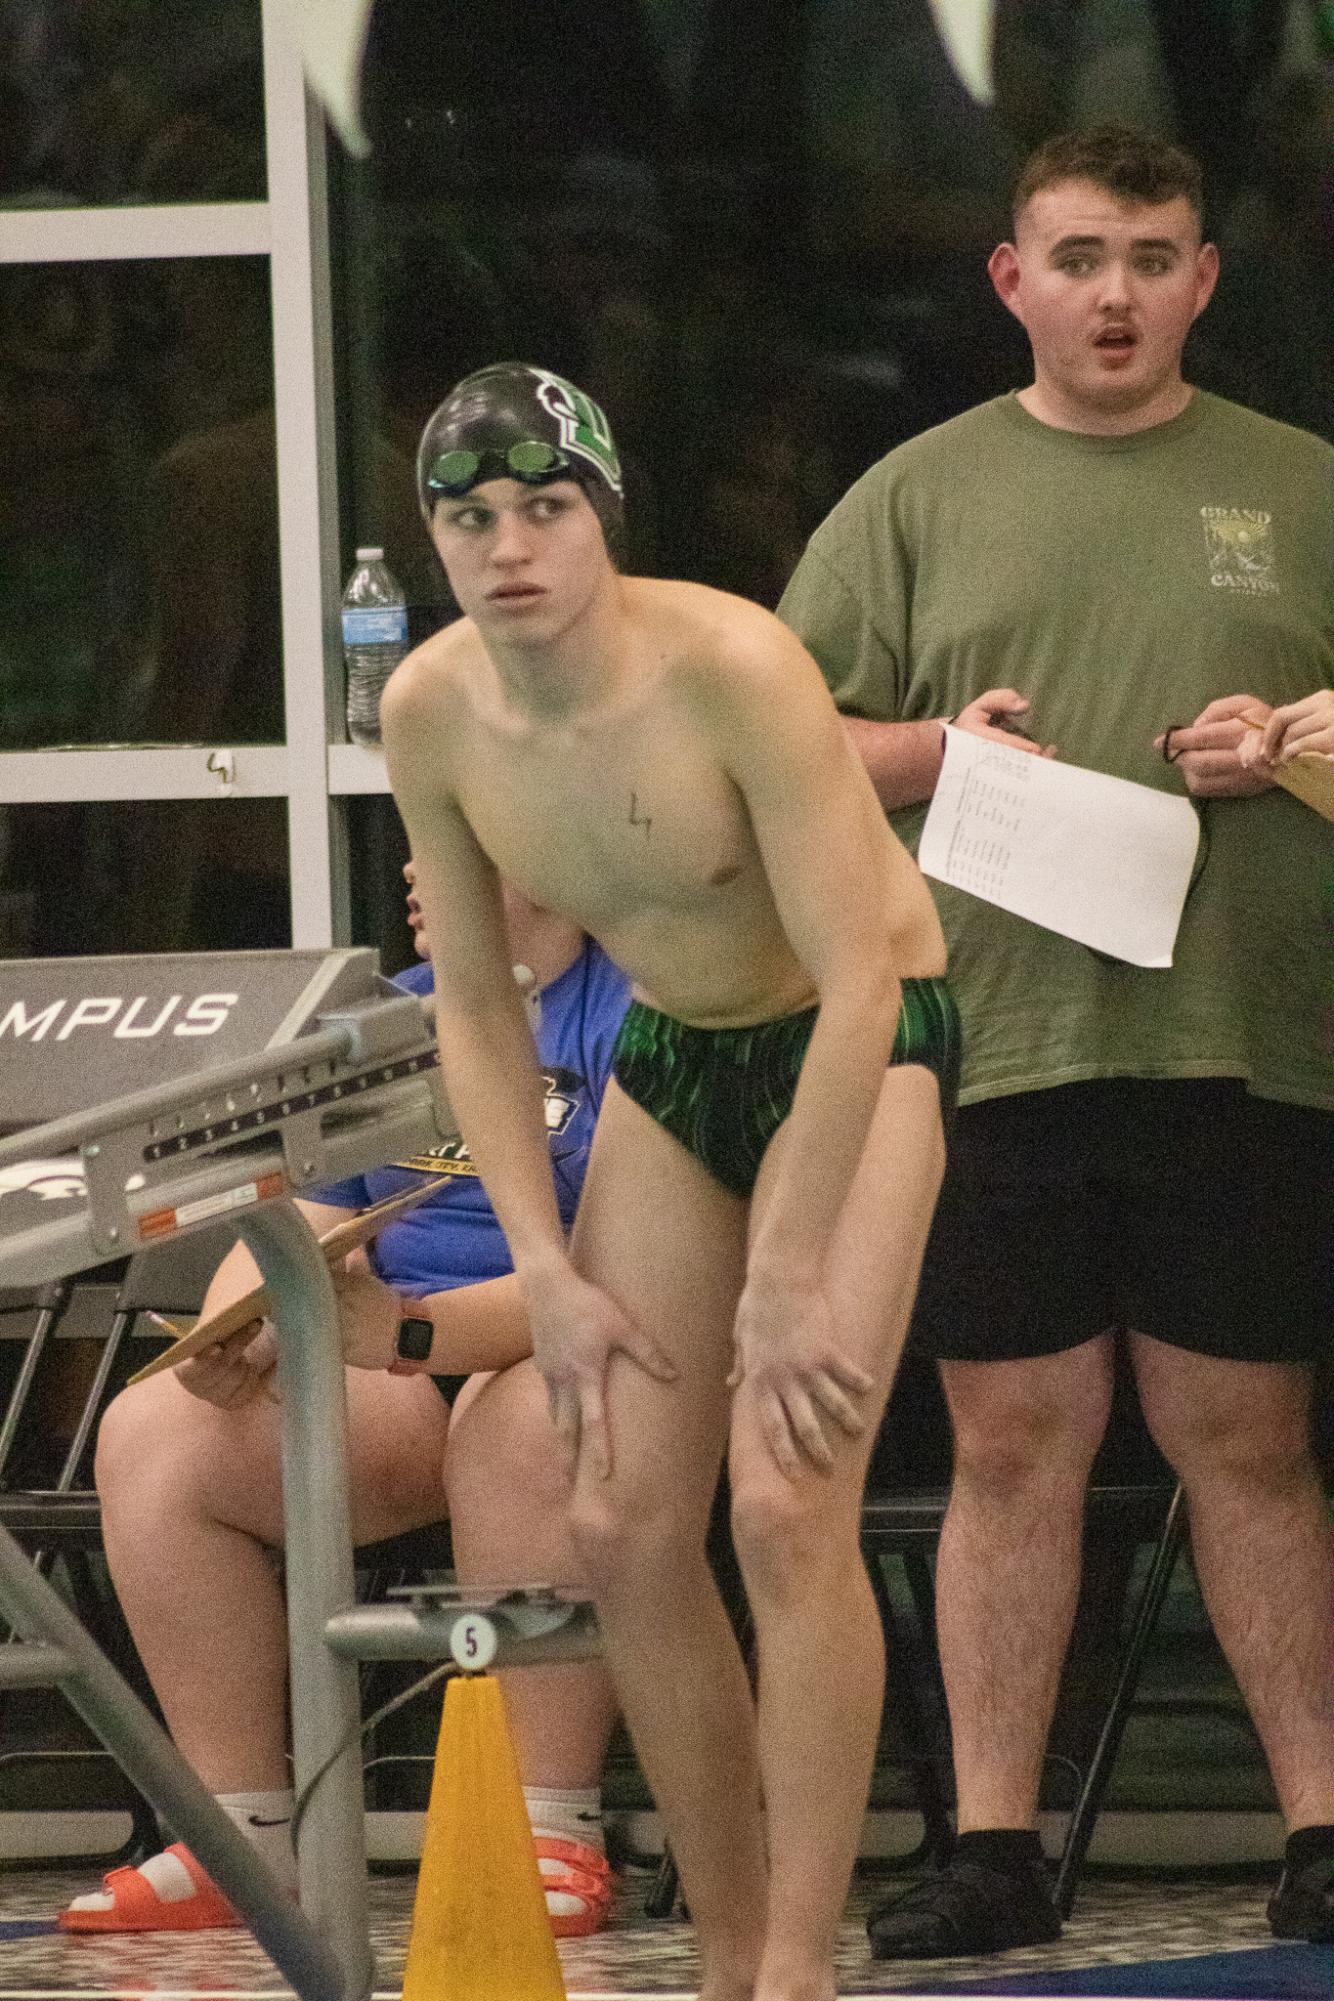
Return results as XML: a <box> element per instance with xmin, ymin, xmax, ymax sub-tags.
<box><xmin>383</xmin><ymin>362</ymin><xmax>956</xmax><ymax>2001</ymax></box>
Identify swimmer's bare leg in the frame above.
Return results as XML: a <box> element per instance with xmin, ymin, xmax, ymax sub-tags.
<box><xmin>569</xmin><ymin>1080</ymin><xmax>765</xmax><ymax>2001</ymax></box>
<box><xmin>731</xmin><ymin>1065</ymin><xmax>945</xmax><ymax>2001</ymax></box>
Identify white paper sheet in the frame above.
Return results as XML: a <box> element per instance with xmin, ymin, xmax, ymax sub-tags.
<box><xmin>919</xmin><ymin>728</ymin><xmax>1201</xmax><ymax>967</ymax></box>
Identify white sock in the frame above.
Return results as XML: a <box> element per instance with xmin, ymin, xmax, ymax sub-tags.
<box><xmin>523</xmin><ymin>1783</ymin><xmax>604</xmax><ymax>1854</ymax></box>
<box><xmin>65</xmin><ymin>1786</ymin><xmax>297</xmax><ymax>1913</ymax></box>
<box><xmin>216</xmin><ymin>1788</ymin><xmax>299</xmax><ymax>1892</ymax></box>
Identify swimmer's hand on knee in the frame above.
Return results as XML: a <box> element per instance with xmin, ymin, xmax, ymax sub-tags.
<box><xmin>729</xmin><ymin>1278</ymin><xmax>873</xmax><ymax>1480</ymax></box>
<box><xmin>176</xmin><ymin>1320</ymin><xmax>278</xmax><ymax>1410</ymax></box>
<box><xmin>531</xmin><ymin>1266</ymin><xmax>676</xmax><ymax>1482</ymax></box>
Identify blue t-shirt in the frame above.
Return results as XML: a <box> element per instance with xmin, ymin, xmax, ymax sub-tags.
<box><xmin>311</xmin><ymin>942</ymin><xmax>629</xmax><ymax>1296</ymax></box>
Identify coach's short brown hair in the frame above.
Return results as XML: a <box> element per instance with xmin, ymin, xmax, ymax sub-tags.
<box><xmin>1012</xmin><ymin>125</ymin><xmax>1204</xmax><ymax>229</ymax></box>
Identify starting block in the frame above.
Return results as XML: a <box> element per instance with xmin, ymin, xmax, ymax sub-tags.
<box><xmin>326</xmin><ymin>1582</ymin><xmax>599</xmax><ymax>1673</ymax></box>
<box><xmin>0</xmin><ymin>950</ymin><xmax>602</xmax><ymax>2000</ymax></box>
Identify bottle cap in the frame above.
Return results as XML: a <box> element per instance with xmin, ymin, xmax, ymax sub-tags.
<box><xmin>355</xmin><ymin>546</ymin><xmax>384</xmax><ymax>562</ymax></box>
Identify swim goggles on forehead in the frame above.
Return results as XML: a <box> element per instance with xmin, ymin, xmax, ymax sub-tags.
<box><xmin>425</xmin><ymin>439</ymin><xmax>573</xmax><ymax>500</ymax></box>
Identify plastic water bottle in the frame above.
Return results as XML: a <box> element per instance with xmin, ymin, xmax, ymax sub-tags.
<box><xmin>342</xmin><ymin>547</ymin><xmax>408</xmax><ymax>747</ymax></box>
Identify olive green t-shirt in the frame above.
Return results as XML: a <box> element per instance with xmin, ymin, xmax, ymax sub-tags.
<box><xmin>778</xmin><ymin>391</ymin><xmax>1333</xmax><ymax>1111</ymax></box>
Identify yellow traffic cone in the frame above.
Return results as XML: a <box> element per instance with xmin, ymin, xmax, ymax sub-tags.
<box><xmin>401</xmin><ymin>1673</ymin><xmax>567</xmax><ymax>2001</ymax></box>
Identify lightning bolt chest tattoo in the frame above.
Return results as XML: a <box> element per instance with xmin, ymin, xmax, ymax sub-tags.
<box><xmin>628</xmin><ymin>790</ymin><xmax>653</xmax><ymax>839</ymax></box>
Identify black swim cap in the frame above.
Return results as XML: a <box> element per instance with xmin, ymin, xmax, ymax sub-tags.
<box><xmin>417</xmin><ymin>363</ymin><xmax>624</xmax><ymax>546</ymax></box>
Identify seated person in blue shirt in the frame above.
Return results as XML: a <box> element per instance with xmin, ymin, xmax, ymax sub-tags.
<box><xmin>61</xmin><ymin>870</ymin><xmax>630</xmax><ymax>1937</ymax></box>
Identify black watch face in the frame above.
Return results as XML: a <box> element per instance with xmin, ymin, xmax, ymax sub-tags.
<box><xmin>397</xmin><ymin>1316</ymin><xmax>433</xmax><ymax>1363</ymax></box>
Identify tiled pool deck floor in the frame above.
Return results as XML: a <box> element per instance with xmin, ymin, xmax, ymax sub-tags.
<box><xmin>0</xmin><ymin>1863</ymin><xmax>1296</xmax><ymax>1999</ymax></box>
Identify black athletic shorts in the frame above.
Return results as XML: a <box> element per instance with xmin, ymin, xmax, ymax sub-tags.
<box><xmin>908</xmin><ymin>1079</ymin><xmax>1332</xmax><ymax>1366</ymax></box>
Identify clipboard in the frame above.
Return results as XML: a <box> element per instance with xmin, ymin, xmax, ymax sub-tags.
<box><xmin>127</xmin><ymin>1176</ymin><xmax>442</xmax><ymax>1386</ymax></box>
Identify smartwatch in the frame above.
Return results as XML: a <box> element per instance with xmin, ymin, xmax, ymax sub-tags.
<box><xmin>395</xmin><ymin>1308</ymin><xmax>434</xmax><ymax>1367</ymax></box>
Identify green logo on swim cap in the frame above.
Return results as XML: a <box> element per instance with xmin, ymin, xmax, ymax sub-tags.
<box><xmin>532</xmin><ymin>370</ymin><xmax>623</xmax><ymax>496</ymax></box>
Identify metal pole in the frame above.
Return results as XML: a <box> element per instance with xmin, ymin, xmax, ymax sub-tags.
<box><xmin>1053</xmin><ymin>1484</ymin><xmax>1189</xmax><ymax>1916</ymax></box>
<box><xmin>239</xmin><ymin>1198</ymin><xmax>375</xmax><ymax>2001</ymax></box>
<box><xmin>0</xmin><ymin>1525</ymin><xmax>345</xmax><ymax>2000</ymax></box>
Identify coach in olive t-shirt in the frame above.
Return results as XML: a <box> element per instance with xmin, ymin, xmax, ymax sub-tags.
<box><xmin>779</xmin><ymin>388</ymin><xmax>1332</xmax><ymax>1114</ymax></box>
<box><xmin>777</xmin><ymin>123</ymin><xmax>1334</xmax><ymax>1968</ymax></box>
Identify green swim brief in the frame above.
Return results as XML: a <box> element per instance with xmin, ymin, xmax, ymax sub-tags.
<box><xmin>610</xmin><ymin>975</ymin><xmax>961</xmax><ymax>1200</ymax></box>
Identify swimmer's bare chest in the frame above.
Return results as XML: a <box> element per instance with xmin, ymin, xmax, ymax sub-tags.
<box><xmin>453</xmin><ymin>697</ymin><xmax>811</xmax><ymax>1023</ymax></box>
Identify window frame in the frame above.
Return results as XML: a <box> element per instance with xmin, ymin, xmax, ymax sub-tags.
<box><xmin>0</xmin><ymin>0</ymin><xmax>371</xmax><ymax>952</ymax></box>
